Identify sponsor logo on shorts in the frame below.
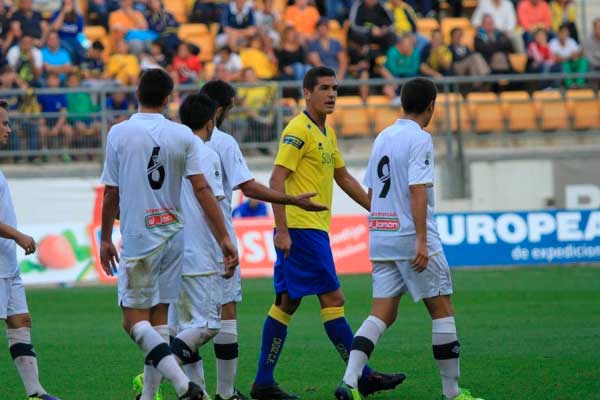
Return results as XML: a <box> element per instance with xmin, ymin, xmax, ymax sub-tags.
<box><xmin>145</xmin><ymin>211</ymin><xmax>179</xmax><ymax>229</ymax></box>
<box><xmin>282</xmin><ymin>134</ymin><xmax>305</xmax><ymax>149</ymax></box>
<box><xmin>369</xmin><ymin>217</ymin><xmax>400</xmax><ymax>231</ymax></box>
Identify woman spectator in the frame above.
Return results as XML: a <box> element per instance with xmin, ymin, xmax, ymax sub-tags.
<box><xmin>276</xmin><ymin>26</ymin><xmax>310</xmax><ymax>80</ymax></box>
<box><xmin>50</xmin><ymin>0</ymin><xmax>85</xmax><ymax>65</ymax></box>
<box><xmin>475</xmin><ymin>14</ymin><xmax>513</xmax><ymax>73</ymax></box>
<box><xmin>214</xmin><ymin>46</ymin><xmax>243</xmax><ymax>81</ymax></box>
<box><xmin>170</xmin><ymin>42</ymin><xmax>203</xmax><ymax>84</ymax></box>
<box><xmin>549</xmin><ymin>23</ymin><xmax>588</xmax><ymax>87</ymax></box>
<box><xmin>528</xmin><ymin>28</ymin><xmax>561</xmax><ymax>88</ymax></box>
<box><xmin>145</xmin><ymin>0</ymin><xmax>180</xmax><ymax>60</ymax></box>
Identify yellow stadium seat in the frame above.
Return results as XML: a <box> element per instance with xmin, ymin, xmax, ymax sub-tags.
<box><xmin>367</xmin><ymin>96</ymin><xmax>401</xmax><ymax>133</ymax></box>
<box><xmin>566</xmin><ymin>89</ymin><xmax>599</xmax><ymax>130</ymax></box>
<box><xmin>431</xmin><ymin>93</ymin><xmax>468</xmax><ymax>134</ymax></box>
<box><xmin>416</xmin><ymin>18</ymin><xmax>439</xmax><ymax>40</ymax></box>
<box><xmin>332</xmin><ymin>96</ymin><xmax>371</xmax><ymax>137</ymax></box>
<box><xmin>178</xmin><ymin>24</ymin><xmax>214</xmax><ymax>62</ymax></box>
<box><xmin>533</xmin><ymin>90</ymin><xmax>569</xmax><ymax>131</ymax></box>
<box><xmin>441</xmin><ymin>17</ymin><xmax>472</xmax><ymax>43</ymax></box>
<box><xmin>273</xmin><ymin>0</ymin><xmax>287</xmax><ymax>15</ymax></box>
<box><xmin>178</xmin><ymin>23</ymin><xmax>209</xmax><ymax>39</ymax></box>
<box><xmin>500</xmin><ymin>91</ymin><xmax>536</xmax><ymax>132</ymax></box>
<box><xmin>467</xmin><ymin>92</ymin><xmax>503</xmax><ymax>133</ymax></box>
<box><xmin>164</xmin><ymin>0</ymin><xmax>188</xmax><ymax>23</ymax></box>
<box><xmin>328</xmin><ymin>19</ymin><xmax>347</xmax><ymax>47</ymax></box>
<box><xmin>462</xmin><ymin>27</ymin><xmax>476</xmax><ymax>51</ymax></box>
<box><xmin>508</xmin><ymin>53</ymin><xmax>528</xmax><ymax>73</ymax></box>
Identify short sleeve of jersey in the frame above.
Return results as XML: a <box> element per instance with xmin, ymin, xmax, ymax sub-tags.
<box><xmin>185</xmin><ymin>135</ymin><xmax>206</xmax><ymax>177</ymax></box>
<box><xmin>221</xmin><ymin>141</ymin><xmax>253</xmax><ymax>190</ymax></box>
<box><xmin>204</xmin><ymin>150</ymin><xmax>225</xmax><ymax>200</ymax></box>
<box><xmin>408</xmin><ymin>135</ymin><xmax>434</xmax><ymax>186</ymax></box>
<box><xmin>100</xmin><ymin>132</ymin><xmax>119</xmax><ymax>186</ymax></box>
<box><xmin>274</xmin><ymin>127</ymin><xmax>308</xmax><ymax>172</ymax></box>
<box><xmin>363</xmin><ymin>154</ymin><xmax>373</xmax><ymax>189</ymax></box>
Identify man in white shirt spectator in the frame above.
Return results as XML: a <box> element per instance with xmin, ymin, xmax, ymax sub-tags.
<box><xmin>549</xmin><ymin>23</ymin><xmax>589</xmax><ymax>87</ymax></box>
<box><xmin>472</xmin><ymin>0</ymin><xmax>524</xmax><ymax>53</ymax></box>
<box><xmin>6</xmin><ymin>34</ymin><xmax>42</xmax><ymax>87</ymax></box>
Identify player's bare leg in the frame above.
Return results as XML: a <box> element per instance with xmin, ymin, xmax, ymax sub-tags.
<box><xmin>251</xmin><ymin>293</ymin><xmax>301</xmax><ymax>399</ymax></box>
<box><xmin>214</xmin><ymin>301</ymin><xmax>246</xmax><ymax>400</ymax></box>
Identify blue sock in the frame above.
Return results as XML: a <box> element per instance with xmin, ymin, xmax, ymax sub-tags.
<box><xmin>322</xmin><ymin>307</ymin><xmax>373</xmax><ymax>377</ymax></box>
<box><xmin>254</xmin><ymin>305</ymin><xmax>291</xmax><ymax>386</ymax></box>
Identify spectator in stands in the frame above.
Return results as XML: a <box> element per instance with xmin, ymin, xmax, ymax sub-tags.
<box><xmin>87</xmin><ymin>0</ymin><xmax>120</xmax><ymax>28</ymax></box>
<box><xmin>472</xmin><ymin>0</ymin><xmax>524</xmax><ymax>53</ymax></box>
<box><xmin>50</xmin><ymin>0</ymin><xmax>85</xmax><ymax>65</ymax></box>
<box><xmin>517</xmin><ymin>0</ymin><xmax>552</xmax><ymax>45</ymax></box>
<box><xmin>146</xmin><ymin>0</ymin><xmax>180</xmax><ymax>60</ymax></box>
<box><xmin>170</xmin><ymin>42</ymin><xmax>203</xmax><ymax>84</ymax></box>
<box><xmin>240</xmin><ymin>34</ymin><xmax>276</xmax><ymax>80</ymax></box>
<box><xmin>379</xmin><ymin>33</ymin><xmax>419</xmax><ymax>102</ymax></box>
<box><xmin>254</xmin><ymin>0</ymin><xmax>281</xmax><ymax>47</ymax></box>
<box><xmin>211</xmin><ymin>63</ymin><xmax>231</xmax><ymax>81</ymax></box>
<box><xmin>214</xmin><ymin>45</ymin><xmax>243</xmax><ymax>81</ymax></box>
<box><xmin>80</xmin><ymin>40</ymin><xmax>105</xmax><ymax>82</ymax></box>
<box><xmin>189</xmin><ymin>0</ymin><xmax>228</xmax><ymax>24</ymax></box>
<box><xmin>475</xmin><ymin>14</ymin><xmax>513</xmax><ymax>73</ymax></box>
<box><xmin>105</xmin><ymin>89</ymin><xmax>132</xmax><ymax>124</ymax></box>
<box><xmin>105</xmin><ymin>39</ymin><xmax>140</xmax><ymax>85</ymax></box>
<box><xmin>419</xmin><ymin>29</ymin><xmax>452</xmax><ymax>78</ymax></box>
<box><xmin>108</xmin><ymin>0</ymin><xmax>152</xmax><ymax>55</ymax></box>
<box><xmin>233</xmin><ymin>198</ymin><xmax>268</xmax><ymax>218</ymax></box>
<box><xmin>1</xmin><ymin>2</ymin><xmax>16</xmax><ymax>53</ymax></box>
<box><xmin>238</xmin><ymin>67</ymin><xmax>275</xmax><ymax>144</ymax></box>
<box><xmin>276</xmin><ymin>26</ymin><xmax>310</xmax><ymax>80</ymax></box>
<box><xmin>283</xmin><ymin>0</ymin><xmax>321</xmax><ymax>41</ymax></box>
<box><xmin>9</xmin><ymin>0</ymin><xmax>48</xmax><ymax>46</ymax></box>
<box><xmin>65</xmin><ymin>71</ymin><xmax>101</xmax><ymax>152</ymax></box>
<box><xmin>550</xmin><ymin>0</ymin><xmax>578</xmax><ymax>43</ymax></box>
<box><xmin>37</xmin><ymin>72</ymin><xmax>73</xmax><ymax>156</ymax></box>
<box><xmin>583</xmin><ymin>18</ymin><xmax>600</xmax><ymax>71</ymax></box>
<box><xmin>346</xmin><ymin>40</ymin><xmax>370</xmax><ymax>102</ymax></box>
<box><xmin>307</xmin><ymin>18</ymin><xmax>347</xmax><ymax>79</ymax></box>
<box><xmin>449</xmin><ymin>27</ymin><xmax>491</xmax><ymax>79</ymax></box>
<box><xmin>549</xmin><ymin>23</ymin><xmax>588</xmax><ymax>88</ymax></box>
<box><xmin>217</xmin><ymin>0</ymin><xmax>257</xmax><ymax>51</ymax></box>
<box><xmin>6</xmin><ymin>34</ymin><xmax>42</xmax><ymax>87</ymax></box>
<box><xmin>140</xmin><ymin>41</ymin><xmax>169</xmax><ymax>70</ymax></box>
<box><xmin>326</xmin><ymin>0</ymin><xmax>352</xmax><ymax>24</ymax></box>
<box><xmin>527</xmin><ymin>28</ymin><xmax>561</xmax><ymax>78</ymax></box>
<box><xmin>42</xmin><ymin>31</ymin><xmax>73</xmax><ymax>84</ymax></box>
<box><xmin>348</xmin><ymin>0</ymin><xmax>395</xmax><ymax>52</ymax></box>
<box><xmin>386</xmin><ymin>0</ymin><xmax>427</xmax><ymax>52</ymax></box>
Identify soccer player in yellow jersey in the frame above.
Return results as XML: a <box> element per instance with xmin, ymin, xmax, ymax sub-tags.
<box><xmin>250</xmin><ymin>67</ymin><xmax>406</xmax><ymax>400</ymax></box>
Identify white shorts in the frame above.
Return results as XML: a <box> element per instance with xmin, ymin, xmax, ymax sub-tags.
<box><xmin>175</xmin><ymin>273</ymin><xmax>223</xmax><ymax>330</ymax></box>
<box><xmin>221</xmin><ymin>266</ymin><xmax>242</xmax><ymax>304</ymax></box>
<box><xmin>0</xmin><ymin>274</ymin><xmax>29</xmax><ymax>320</ymax></box>
<box><xmin>372</xmin><ymin>252</ymin><xmax>453</xmax><ymax>302</ymax></box>
<box><xmin>118</xmin><ymin>231</ymin><xmax>184</xmax><ymax>309</ymax></box>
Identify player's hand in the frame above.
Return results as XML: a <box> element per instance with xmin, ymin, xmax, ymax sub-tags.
<box><xmin>100</xmin><ymin>240</ymin><xmax>120</xmax><ymax>276</ymax></box>
<box><xmin>411</xmin><ymin>237</ymin><xmax>429</xmax><ymax>273</ymax></box>
<box><xmin>16</xmin><ymin>234</ymin><xmax>36</xmax><ymax>255</ymax></box>
<box><xmin>274</xmin><ymin>230</ymin><xmax>292</xmax><ymax>258</ymax></box>
<box><xmin>220</xmin><ymin>237</ymin><xmax>239</xmax><ymax>277</ymax></box>
<box><xmin>292</xmin><ymin>192</ymin><xmax>328</xmax><ymax>212</ymax></box>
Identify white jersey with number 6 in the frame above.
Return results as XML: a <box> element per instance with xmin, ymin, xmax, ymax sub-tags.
<box><xmin>100</xmin><ymin>113</ymin><xmax>205</xmax><ymax>259</ymax></box>
<box><xmin>364</xmin><ymin>119</ymin><xmax>442</xmax><ymax>261</ymax></box>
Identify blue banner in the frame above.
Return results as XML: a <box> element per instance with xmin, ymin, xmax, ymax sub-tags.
<box><xmin>436</xmin><ymin>209</ymin><xmax>600</xmax><ymax>267</ymax></box>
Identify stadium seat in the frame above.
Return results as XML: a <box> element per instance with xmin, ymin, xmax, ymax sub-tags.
<box><xmin>500</xmin><ymin>91</ymin><xmax>536</xmax><ymax>132</ymax></box>
<box><xmin>416</xmin><ymin>18</ymin><xmax>439</xmax><ymax>40</ymax></box>
<box><xmin>328</xmin><ymin>20</ymin><xmax>347</xmax><ymax>47</ymax></box>
<box><xmin>467</xmin><ymin>92</ymin><xmax>503</xmax><ymax>133</ymax></box>
<box><xmin>431</xmin><ymin>93</ymin><xmax>469</xmax><ymax>134</ymax></box>
<box><xmin>566</xmin><ymin>89</ymin><xmax>599</xmax><ymax>130</ymax></box>
<box><xmin>533</xmin><ymin>90</ymin><xmax>569</xmax><ymax>131</ymax></box>
<box><xmin>367</xmin><ymin>96</ymin><xmax>401</xmax><ymax>133</ymax></box>
<box><xmin>273</xmin><ymin>0</ymin><xmax>287</xmax><ymax>14</ymax></box>
<box><xmin>164</xmin><ymin>0</ymin><xmax>188</xmax><ymax>23</ymax></box>
<box><xmin>441</xmin><ymin>17</ymin><xmax>471</xmax><ymax>43</ymax></box>
<box><xmin>333</xmin><ymin>96</ymin><xmax>371</xmax><ymax>137</ymax></box>
<box><xmin>508</xmin><ymin>53</ymin><xmax>528</xmax><ymax>73</ymax></box>
<box><xmin>178</xmin><ymin>23</ymin><xmax>209</xmax><ymax>38</ymax></box>
<box><xmin>461</xmin><ymin>27</ymin><xmax>476</xmax><ymax>51</ymax></box>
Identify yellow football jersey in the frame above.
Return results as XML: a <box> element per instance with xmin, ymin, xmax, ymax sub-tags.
<box><xmin>274</xmin><ymin>111</ymin><xmax>345</xmax><ymax>232</ymax></box>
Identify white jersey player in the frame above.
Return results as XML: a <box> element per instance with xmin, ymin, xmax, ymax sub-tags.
<box><xmin>199</xmin><ymin>81</ymin><xmax>328</xmax><ymax>400</ymax></box>
<box><xmin>335</xmin><ymin>78</ymin><xmax>485</xmax><ymax>400</ymax></box>
<box><xmin>0</xmin><ymin>100</ymin><xmax>61</xmax><ymax>400</ymax></box>
<box><xmin>99</xmin><ymin>69</ymin><xmax>237</xmax><ymax>400</ymax></box>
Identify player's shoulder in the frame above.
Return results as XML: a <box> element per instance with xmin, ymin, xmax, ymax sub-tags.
<box><xmin>209</xmin><ymin>127</ymin><xmax>239</xmax><ymax>150</ymax></box>
<box><xmin>283</xmin><ymin>112</ymin><xmax>311</xmax><ymax>134</ymax></box>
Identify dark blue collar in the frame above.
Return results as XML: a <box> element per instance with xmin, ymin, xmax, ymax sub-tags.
<box><xmin>303</xmin><ymin>110</ymin><xmax>327</xmax><ymax>136</ymax></box>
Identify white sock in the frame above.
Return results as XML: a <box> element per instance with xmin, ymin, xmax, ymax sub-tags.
<box><xmin>183</xmin><ymin>359</ymin><xmax>206</xmax><ymax>388</ymax></box>
<box><xmin>141</xmin><ymin>325</ymin><xmax>169</xmax><ymax>400</ymax></box>
<box><xmin>343</xmin><ymin>316</ymin><xmax>387</xmax><ymax>388</ymax></box>
<box><xmin>8</xmin><ymin>328</ymin><xmax>46</xmax><ymax>397</ymax></box>
<box><xmin>432</xmin><ymin>317</ymin><xmax>460</xmax><ymax>399</ymax></box>
<box><xmin>214</xmin><ymin>320</ymin><xmax>238</xmax><ymax>398</ymax></box>
<box><xmin>130</xmin><ymin>321</ymin><xmax>190</xmax><ymax>396</ymax></box>
<box><xmin>173</xmin><ymin>327</ymin><xmax>217</xmax><ymax>393</ymax></box>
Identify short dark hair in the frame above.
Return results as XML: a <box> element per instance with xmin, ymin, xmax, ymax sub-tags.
<box><xmin>137</xmin><ymin>68</ymin><xmax>174</xmax><ymax>108</ymax></box>
<box><xmin>559</xmin><ymin>23</ymin><xmax>571</xmax><ymax>32</ymax></box>
<box><xmin>179</xmin><ymin>92</ymin><xmax>217</xmax><ymax>131</ymax></box>
<box><xmin>200</xmin><ymin>80</ymin><xmax>236</xmax><ymax>109</ymax></box>
<box><xmin>450</xmin><ymin>27</ymin><xmax>462</xmax><ymax>37</ymax></box>
<box><xmin>92</xmin><ymin>40</ymin><xmax>105</xmax><ymax>51</ymax></box>
<box><xmin>303</xmin><ymin>66</ymin><xmax>336</xmax><ymax>91</ymax></box>
<box><xmin>400</xmin><ymin>78</ymin><xmax>437</xmax><ymax>114</ymax></box>
<box><xmin>0</xmin><ymin>100</ymin><xmax>7</xmax><ymax>110</ymax></box>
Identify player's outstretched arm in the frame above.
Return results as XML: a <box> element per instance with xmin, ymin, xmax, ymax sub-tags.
<box><xmin>100</xmin><ymin>185</ymin><xmax>120</xmax><ymax>276</ymax></box>
<box><xmin>334</xmin><ymin>166</ymin><xmax>371</xmax><ymax>211</ymax></box>
<box><xmin>0</xmin><ymin>222</ymin><xmax>35</xmax><ymax>255</ymax></box>
<box><xmin>409</xmin><ymin>184</ymin><xmax>429</xmax><ymax>272</ymax></box>
<box><xmin>239</xmin><ymin>179</ymin><xmax>328</xmax><ymax>212</ymax></box>
<box><xmin>189</xmin><ymin>173</ymin><xmax>239</xmax><ymax>274</ymax></box>
<box><xmin>270</xmin><ymin>165</ymin><xmax>293</xmax><ymax>258</ymax></box>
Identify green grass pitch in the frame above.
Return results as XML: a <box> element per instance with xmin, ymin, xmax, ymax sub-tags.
<box><xmin>1</xmin><ymin>267</ymin><xmax>600</xmax><ymax>400</ymax></box>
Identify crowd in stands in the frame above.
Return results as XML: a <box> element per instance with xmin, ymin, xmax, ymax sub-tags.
<box><xmin>0</xmin><ymin>0</ymin><xmax>597</xmax><ymax>157</ymax></box>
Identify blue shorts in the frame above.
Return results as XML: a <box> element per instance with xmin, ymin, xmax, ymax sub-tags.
<box><xmin>274</xmin><ymin>228</ymin><xmax>340</xmax><ymax>300</ymax></box>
